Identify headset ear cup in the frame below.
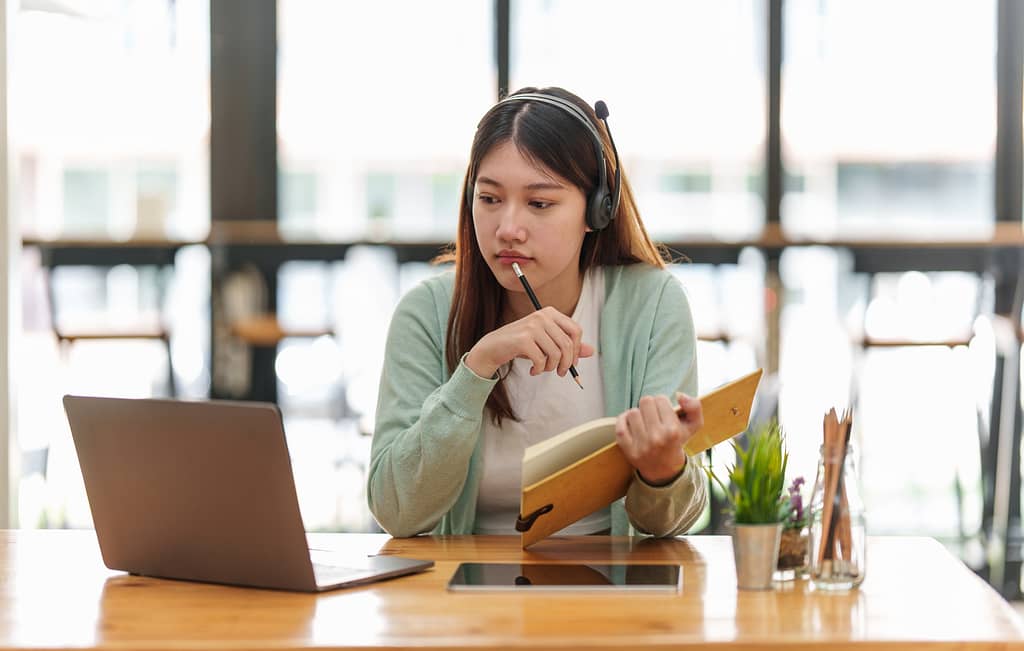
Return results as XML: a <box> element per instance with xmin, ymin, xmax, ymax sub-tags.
<box><xmin>602</xmin><ymin>195</ymin><xmax>614</xmax><ymax>225</ymax></box>
<box><xmin>587</xmin><ymin>191</ymin><xmax>613</xmax><ymax>231</ymax></box>
<box><xmin>585</xmin><ymin>193</ymin><xmax>600</xmax><ymax>231</ymax></box>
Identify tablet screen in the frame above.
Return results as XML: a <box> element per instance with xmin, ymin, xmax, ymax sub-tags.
<box><xmin>446</xmin><ymin>562</ymin><xmax>682</xmax><ymax>592</ymax></box>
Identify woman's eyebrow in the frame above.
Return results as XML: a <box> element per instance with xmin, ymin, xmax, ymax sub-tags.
<box><xmin>476</xmin><ymin>176</ymin><xmax>566</xmax><ymax>191</ymax></box>
<box><xmin>525</xmin><ymin>181</ymin><xmax>566</xmax><ymax>191</ymax></box>
<box><xmin>476</xmin><ymin>176</ymin><xmax>503</xmax><ymax>188</ymax></box>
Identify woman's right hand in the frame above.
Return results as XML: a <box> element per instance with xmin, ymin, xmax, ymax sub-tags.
<box><xmin>464</xmin><ymin>306</ymin><xmax>595</xmax><ymax>379</ymax></box>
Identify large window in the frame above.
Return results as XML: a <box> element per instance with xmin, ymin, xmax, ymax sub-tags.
<box><xmin>782</xmin><ymin>0</ymin><xmax>997</xmax><ymax>236</ymax></box>
<box><xmin>277</xmin><ymin>1</ymin><xmax>495</xmax><ymax>239</ymax></box>
<box><xmin>7</xmin><ymin>4</ymin><xmax>1019</xmax><ymax>584</ymax></box>
<box><xmin>13</xmin><ymin>0</ymin><xmax>210</xmax><ymax>239</ymax></box>
<box><xmin>777</xmin><ymin>248</ymin><xmax>988</xmax><ymax>554</ymax></box>
<box><xmin>13</xmin><ymin>0</ymin><xmax>211</xmax><ymax>528</ymax></box>
<box><xmin>275</xmin><ymin>1</ymin><xmax>495</xmax><ymax>530</ymax></box>
<box><xmin>511</xmin><ymin>0</ymin><xmax>766</xmax><ymax>239</ymax></box>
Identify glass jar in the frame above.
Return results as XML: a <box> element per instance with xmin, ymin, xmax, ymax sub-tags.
<box><xmin>809</xmin><ymin>442</ymin><xmax>866</xmax><ymax>590</ymax></box>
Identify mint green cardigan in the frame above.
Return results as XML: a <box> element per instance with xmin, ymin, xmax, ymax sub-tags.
<box><xmin>368</xmin><ymin>263</ymin><xmax>706</xmax><ymax>537</ymax></box>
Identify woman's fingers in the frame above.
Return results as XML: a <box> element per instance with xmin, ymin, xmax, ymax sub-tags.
<box><xmin>615</xmin><ymin>395</ymin><xmax>694</xmax><ymax>485</ymax></box>
<box><xmin>541</xmin><ymin>319</ymin><xmax>574</xmax><ymax>375</ymax></box>
<box><xmin>637</xmin><ymin>397</ymin><xmax>663</xmax><ymax>445</ymax></box>
<box><xmin>492</xmin><ymin>308</ymin><xmax>594</xmax><ymax>378</ymax></box>
<box><xmin>625</xmin><ymin>408</ymin><xmax>647</xmax><ymax>455</ymax></box>
<box><xmin>546</xmin><ymin>308</ymin><xmax>586</xmax><ymax>368</ymax></box>
<box><xmin>676</xmin><ymin>393</ymin><xmax>704</xmax><ymax>431</ymax></box>
<box><xmin>526</xmin><ymin>308</ymin><xmax>587</xmax><ymax>376</ymax></box>
<box><xmin>615</xmin><ymin>411</ymin><xmax>634</xmax><ymax>455</ymax></box>
<box><xmin>518</xmin><ymin>341</ymin><xmax>548</xmax><ymax>376</ymax></box>
<box><xmin>655</xmin><ymin>395</ymin><xmax>679</xmax><ymax>431</ymax></box>
<box><xmin>528</xmin><ymin>328</ymin><xmax>560</xmax><ymax>374</ymax></box>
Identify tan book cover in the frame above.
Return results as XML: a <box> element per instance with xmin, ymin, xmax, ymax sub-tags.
<box><xmin>517</xmin><ymin>369</ymin><xmax>763</xmax><ymax>547</ymax></box>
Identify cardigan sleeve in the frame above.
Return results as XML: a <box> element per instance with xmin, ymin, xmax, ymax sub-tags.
<box><xmin>367</xmin><ymin>281</ymin><xmax>497</xmax><ymax>537</ymax></box>
<box><xmin>623</xmin><ymin>274</ymin><xmax>707</xmax><ymax>536</ymax></box>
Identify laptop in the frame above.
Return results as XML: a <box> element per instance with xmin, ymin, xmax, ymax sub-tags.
<box><xmin>62</xmin><ymin>395</ymin><xmax>433</xmax><ymax>592</ymax></box>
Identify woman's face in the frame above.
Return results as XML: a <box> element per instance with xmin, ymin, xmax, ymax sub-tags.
<box><xmin>471</xmin><ymin>140</ymin><xmax>589</xmax><ymax>300</ymax></box>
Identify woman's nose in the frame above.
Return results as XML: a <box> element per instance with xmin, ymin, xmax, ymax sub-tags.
<box><xmin>495</xmin><ymin>205</ymin><xmax>527</xmax><ymax>242</ymax></box>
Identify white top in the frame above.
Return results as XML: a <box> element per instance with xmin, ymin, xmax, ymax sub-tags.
<box><xmin>474</xmin><ymin>267</ymin><xmax>608</xmax><ymax>535</ymax></box>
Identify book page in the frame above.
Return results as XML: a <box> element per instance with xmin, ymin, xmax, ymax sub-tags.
<box><xmin>522</xmin><ymin>417</ymin><xmax>617</xmax><ymax>487</ymax></box>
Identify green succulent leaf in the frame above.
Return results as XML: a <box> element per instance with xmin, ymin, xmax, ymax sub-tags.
<box><xmin>705</xmin><ymin>419</ymin><xmax>790</xmax><ymax>525</ymax></box>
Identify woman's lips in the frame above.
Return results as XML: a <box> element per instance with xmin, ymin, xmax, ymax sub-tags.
<box><xmin>497</xmin><ymin>256</ymin><xmax>532</xmax><ymax>266</ymax></box>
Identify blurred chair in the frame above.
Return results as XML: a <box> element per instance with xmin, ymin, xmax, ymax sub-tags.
<box><xmin>230</xmin><ymin>315</ymin><xmax>333</xmax><ymax>348</ymax></box>
<box><xmin>219</xmin><ymin>266</ymin><xmax>337</xmax><ymax>404</ymax></box>
<box><xmin>229</xmin><ymin>313</ymin><xmax>336</xmax><ymax>403</ymax></box>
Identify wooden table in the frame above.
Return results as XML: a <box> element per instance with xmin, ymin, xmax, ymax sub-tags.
<box><xmin>1</xmin><ymin>530</ymin><xmax>1021</xmax><ymax>650</ymax></box>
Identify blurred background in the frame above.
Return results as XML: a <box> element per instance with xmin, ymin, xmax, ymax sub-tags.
<box><xmin>6</xmin><ymin>0</ymin><xmax>1024</xmax><ymax>599</ymax></box>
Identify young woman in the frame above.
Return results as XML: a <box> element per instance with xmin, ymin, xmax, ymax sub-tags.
<box><xmin>369</xmin><ymin>87</ymin><xmax>706</xmax><ymax>537</ymax></box>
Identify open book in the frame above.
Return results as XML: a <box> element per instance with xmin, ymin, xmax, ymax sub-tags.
<box><xmin>517</xmin><ymin>369</ymin><xmax>763</xmax><ymax>547</ymax></box>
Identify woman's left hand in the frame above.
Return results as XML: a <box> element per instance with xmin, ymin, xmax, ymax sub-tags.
<box><xmin>615</xmin><ymin>393</ymin><xmax>704</xmax><ymax>486</ymax></box>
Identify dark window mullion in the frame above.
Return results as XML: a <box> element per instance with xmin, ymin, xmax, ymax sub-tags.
<box><xmin>496</xmin><ymin>0</ymin><xmax>510</xmax><ymax>100</ymax></box>
<box><xmin>210</xmin><ymin>0</ymin><xmax>277</xmax><ymax>223</ymax></box>
<box><xmin>996</xmin><ymin>0</ymin><xmax>1024</xmax><ymax>224</ymax></box>
<box><xmin>766</xmin><ymin>0</ymin><xmax>783</xmax><ymax>226</ymax></box>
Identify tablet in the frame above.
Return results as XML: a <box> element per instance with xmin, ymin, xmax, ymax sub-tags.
<box><xmin>446</xmin><ymin>562</ymin><xmax>682</xmax><ymax>592</ymax></box>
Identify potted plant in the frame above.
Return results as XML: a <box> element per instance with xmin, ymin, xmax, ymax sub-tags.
<box><xmin>707</xmin><ymin>419</ymin><xmax>790</xmax><ymax>590</ymax></box>
<box><xmin>775</xmin><ymin>476</ymin><xmax>810</xmax><ymax>581</ymax></box>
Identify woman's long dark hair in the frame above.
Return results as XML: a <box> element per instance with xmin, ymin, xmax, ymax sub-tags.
<box><xmin>439</xmin><ymin>87</ymin><xmax>666</xmax><ymax>425</ymax></box>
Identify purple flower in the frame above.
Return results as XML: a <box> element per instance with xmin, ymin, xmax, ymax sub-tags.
<box><xmin>789</xmin><ymin>492</ymin><xmax>803</xmax><ymax>521</ymax></box>
<box><xmin>787</xmin><ymin>476</ymin><xmax>806</xmax><ymax>525</ymax></box>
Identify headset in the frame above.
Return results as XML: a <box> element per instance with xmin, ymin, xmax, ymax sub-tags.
<box><xmin>469</xmin><ymin>92</ymin><xmax>622</xmax><ymax>232</ymax></box>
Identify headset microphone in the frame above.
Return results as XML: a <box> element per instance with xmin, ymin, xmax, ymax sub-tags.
<box><xmin>593</xmin><ymin>100</ymin><xmax>621</xmax><ymax>232</ymax></box>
